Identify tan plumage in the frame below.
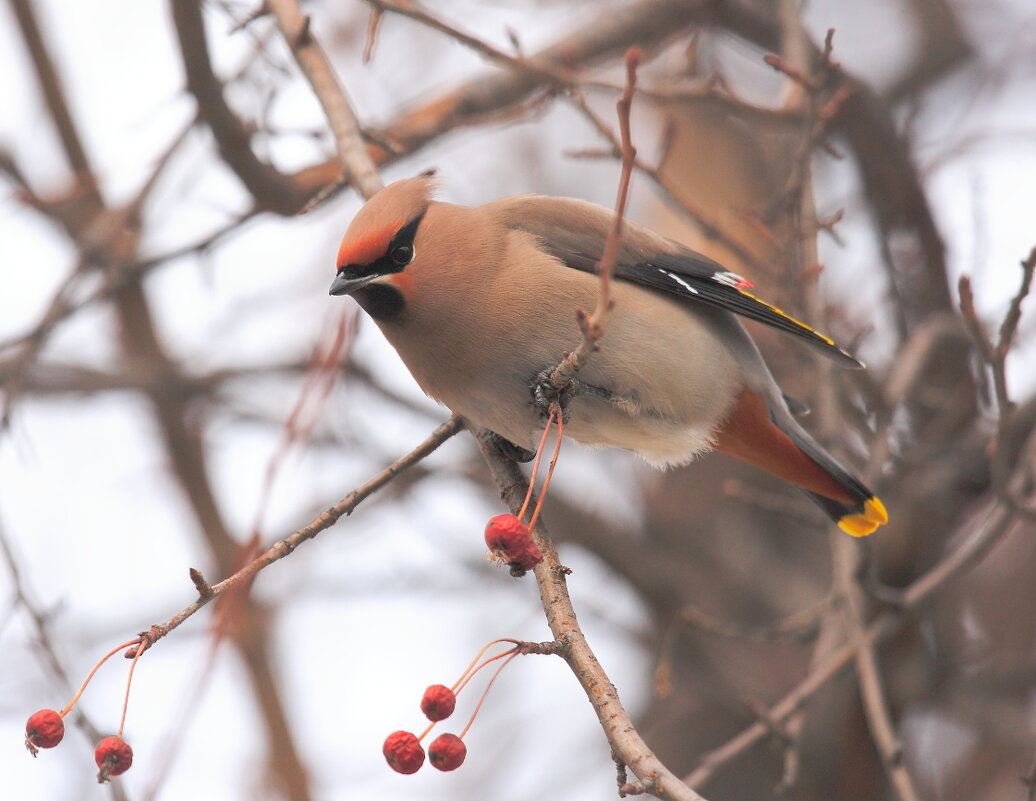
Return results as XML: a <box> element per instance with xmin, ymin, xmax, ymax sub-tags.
<box><xmin>331</xmin><ymin>175</ymin><xmax>887</xmax><ymax>536</ymax></box>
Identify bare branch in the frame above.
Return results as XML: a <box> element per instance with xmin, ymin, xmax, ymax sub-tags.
<box><xmin>475</xmin><ymin>431</ymin><xmax>712</xmax><ymax>801</ymax></box>
<box><xmin>170</xmin><ymin>0</ymin><xmax>317</xmax><ymax>213</ymax></box>
<box><xmin>128</xmin><ymin>415</ymin><xmax>464</xmax><ymax>655</ymax></box>
<box><xmin>268</xmin><ymin>0</ymin><xmax>384</xmax><ymax>201</ymax></box>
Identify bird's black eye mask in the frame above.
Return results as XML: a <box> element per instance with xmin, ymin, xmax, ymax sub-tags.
<box><xmin>338</xmin><ymin>212</ymin><xmax>425</xmax><ymax>280</ymax></box>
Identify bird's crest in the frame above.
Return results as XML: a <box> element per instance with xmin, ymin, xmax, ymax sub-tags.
<box><xmin>337</xmin><ymin>173</ymin><xmax>437</xmax><ymax>269</ymax></box>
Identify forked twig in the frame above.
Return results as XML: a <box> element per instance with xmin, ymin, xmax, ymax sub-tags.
<box><xmin>545</xmin><ymin>48</ymin><xmax>640</xmax><ymax>395</ymax></box>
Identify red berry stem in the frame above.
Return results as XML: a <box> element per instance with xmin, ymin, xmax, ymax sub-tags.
<box><xmin>416</xmin><ymin>719</ymin><xmax>437</xmax><ymax>742</ymax></box>
<box><xmin>459</xmin><ymin>651</ymin><xmax>520</xmax><ymax>739</ymax></box>
<box><xmin>58</xmin><ymin>638</ymin><xmax>143</xmax><ymax>719</ymax></box>
<box><xmin>447</xmin><ymin>638</ymin><xmax>518</xmax><ymax>694</ymax></box>
<box><xmin>118</xmin><ymin>639</ymin><xmax>148</xmax><ymax>738</ymax></box>
<box><xmin>410</xmin><ymin>640</ymin><xmax>522</xmax><ymax>744</ymax></box>
<box><xmin>517</xmin><ymin>410</ymin><xmax>558</xmax><ymax>521</ymax></box>
<box><xmin>453</xmin><ymin>645</ymin><xmax>519</xmax><ymax>697</ymax></box>
<box><xmin>527</xmin><ymin>405</ymin><xmax>564</xmax><ymax>531</ymax></box>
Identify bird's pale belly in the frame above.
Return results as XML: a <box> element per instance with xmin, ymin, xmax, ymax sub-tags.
<box><xmin>432</xmin><ymin>361</ymin><xmax>737</xmax><ymax>469</ymax></box>
<box><xmin>379</xmin><ymin>286</ymin><xmax>743</xmax><ymax>467</ymax></box>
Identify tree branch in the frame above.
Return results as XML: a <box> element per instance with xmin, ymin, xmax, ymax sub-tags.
<box><xmin>129</xmin><ymin>415</ymin><xmax>464</xmax><ymax>654</ymax></box>
<box><xmin>475</xmin><ymin>432</ymin><xmax>712</xmax><ymax>801</ymax></box>
<box><xmin>268</xmin><ymin>0</ymin><xmax>384</xmax><ymax>201</ymax></box>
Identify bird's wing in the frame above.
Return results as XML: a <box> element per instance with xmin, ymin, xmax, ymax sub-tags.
<box><xmin>604</xmin><ymin>251</ymin><xmax>863</xmax><ymax>368</ymax></box>
<box><xmin>500</xmin><ymin>196</ymin><xmax>862</xmax><ymax>368</ymax></box>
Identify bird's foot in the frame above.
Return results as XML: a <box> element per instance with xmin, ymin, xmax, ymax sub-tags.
<box><xmin>485</xmin><ymin>431</ymin><xmax>536</xmax><ymax>463</ymax></box>
<box><xmin>531</xmin><ymin>369</ymin><xmax>633</xmax><ymax>422</ymax></box>
<box><xmin>531</xmin><ymin>368</ymin><xmax>579</xmax><ymax>422</ymax></box>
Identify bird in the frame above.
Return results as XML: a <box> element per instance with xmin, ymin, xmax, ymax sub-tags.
<box><xmin>329</xmin><ymin>173</ymin><xmax>887</xmax><ymax>536</ymax></box>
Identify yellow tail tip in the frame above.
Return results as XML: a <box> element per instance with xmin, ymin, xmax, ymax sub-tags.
<box><xmin>837</xmin><ymin>496</ymin><xmax>888</xmax><ymax>537</ymax></box>
<box><xmin>865</xmin><ymin>497</ymin><xmax>889</xmax><ymax>525</ymax></box>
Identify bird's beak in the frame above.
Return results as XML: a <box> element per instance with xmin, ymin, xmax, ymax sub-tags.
<box><xmin>329</xmin><ymin>271</ymin><xmax>376</xmax><ymax>296</ymax></box>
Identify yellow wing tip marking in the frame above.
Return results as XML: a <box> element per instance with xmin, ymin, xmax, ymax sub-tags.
<box><xmin>733</xmin><ymin>288</ymin><xmax>861</xmax><ymax>360</ymax></box>
<box><xmin>837</xmin><ymin>496</ymin><xmax>889</xmax><ymax>537</ymax></box>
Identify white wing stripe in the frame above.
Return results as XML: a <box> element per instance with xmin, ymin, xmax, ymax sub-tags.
<box><xmin>660</xmin><ymin>269</ymin><xmax>699</xmax><ymax>294</ymax></box>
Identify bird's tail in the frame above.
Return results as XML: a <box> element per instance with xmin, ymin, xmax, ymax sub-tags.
<box><xmin>714</xmin><ymin>388</ymin><xmax>888</xmax><ymax>536</ymax></box>
<box><xmin>780</xmin><ymin>422</ymin><xmax>888</xmax><ymax>537</ymax></box>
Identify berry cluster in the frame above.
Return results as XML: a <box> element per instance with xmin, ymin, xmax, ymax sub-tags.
<box><xmin>23</xmin><ymin>637</ymin><xmax>144</xmax><ymax>783</ymax></box>
<box><xmin>382</xmin><ymin>640</ymin><xmax>521</xmax><ymax>775</ymax></box>
<box><xmin>25</xmin><ymin>710</ymin><xmax>134</xmax><ymax>781</ymax></box>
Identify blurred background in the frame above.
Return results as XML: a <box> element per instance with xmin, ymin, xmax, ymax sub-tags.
<box><xmin>2</xmin><ymin>1</ymin><xmax>1035</xmax><ymax>799</ymax></box>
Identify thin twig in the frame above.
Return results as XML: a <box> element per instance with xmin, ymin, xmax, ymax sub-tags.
<box><xmin>127</xmin><ymin>415</ymin><xmax>464</xmax><ymax>655</ymax></box>
<box><xmin>546</xmin><ymin>49</ymin><xmax>639</xmax><ymax>393</ymax></box>
<box><xmin>362</xmin><ymin>6</ymin><xmax>384</xmax><ymax>64</ymax></box>
<box><xmin>564</xmin><ymin>90</ymin><xmax>763</xmax><ymax>273</ymax></box>
<box><xmin>0</xmin><ymin>524</ymin><xmax>130</xmax><ymax>800</ymax></box>
<box><xmin>364</xmin><ymin>0</ymin><xmax>573</xmax><ymax>86</ymax></box>
<box><xmin>960</xmin><ymin>247</ymin><xmax>1036</xmax><ymax>487</ymax></box>
<box><xmin>268</xmin><ymin>0</ymin><xmax>384</xmax><ymax>201</ymax></box>
<box><xmin>1022</xmin><ymin>743</ymin><xmax>1036</xmax><ymax>801</ymax></box>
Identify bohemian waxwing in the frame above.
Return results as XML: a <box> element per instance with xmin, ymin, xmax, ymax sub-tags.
<box><xmin>330</xmin><ymin>174</ymin><xmax>887</xmax><ymax>536</ymax></box>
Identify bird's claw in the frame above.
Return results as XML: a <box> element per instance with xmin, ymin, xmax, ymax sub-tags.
<box><xmin>531</xmin><ymin>369</ymin><xmax>574</xmax><ymax>423</ymax></box>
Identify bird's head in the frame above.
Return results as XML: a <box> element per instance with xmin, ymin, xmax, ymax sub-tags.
<box><xmin>330</xmin><ymin>172</ymin><xmax>436</xmax><ymax>317</ymax></box>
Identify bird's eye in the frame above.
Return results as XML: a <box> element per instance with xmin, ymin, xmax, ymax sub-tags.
<box><xmin>390</xmin><ymin>244</ymin><xmax>413</xmax><ymax>266</ymax></box>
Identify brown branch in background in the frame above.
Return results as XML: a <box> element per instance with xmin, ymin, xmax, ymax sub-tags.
<box><xmin>310</xmin><ymin>0</ymin><xmax>712</xmax><ymax>189</ymax></box>
<box><xmin>170</xmin><ymin>0</ymin><xmax>317</xmax><ymax>213</ymax></box>
<box><xmin>564</xmin><ymin>91</ymin><xmax>764</xmax><ymax>273</ymax></box>
<box><xmin>362</xmin><ymin>6</ymin><xmax>384</xmax><ymax>64</ymax></box>
<box><xmin>0</xmin><ymin>208</ymin><xmax>259</xmax><ymax>365</ymax></box>
<box><xmin>960</xmin><ymin>245</ymin><xmax>1036</xmax><ymax>486</ymax></box>
<box><xmin>268</xmin><ymin>0</ymin><xmax>384</xmax><ymax>201</ymax></box>
<box><xmin>0</xmin><ymin>118</ymin><xmax>195</xmax><ymax>422</ymax></box>
<box><xmin>835</xmin><ymin>534</ymin><xmax>922</xmax><ymax>801</ymax></box>
<box><xmin>684</xmin><ymin>457</ymin><xmax>1032</xmax><ymax>788</ymax></box>
<box><xmin>995</xmin><ymin>246</ymin><xmax>1036</xmax><ymax>358</ymax></box>
<box><xmin>1023</xmin><ymin>745</ymin><xmax>1036</xmax><ymax>801</ymax></box>
<box><xmin>773</xmin><ymin>9</ymin><xmax>921</xmax><ymax>798</ymax></box>
<box><xmin>247</xmin><ymin>311</ymin><xmax>357</xmax><ymax>541</ymax></box>
<box><xmin>177</xmin><ymin>0</ymin><xmax>705</xmax><ymax>222</ymax></box>
<box><xmin>370</xmin><ymin>0</ymin><xmax>763</xmax><ymax>267</ymax></box>
<box><xmin>546</xmin><ymin>49</ymin><xmax>639</xmax><ymax>394</ymax></box>
<box><xmin>363</xmin><ymin>0</ymin><xmax>574</xmax><ymax>85</ymax></box>
<box><xmin>6</xmin><ymin>0</ymin><xmax>97</xmax><ymax>193</ymax></box>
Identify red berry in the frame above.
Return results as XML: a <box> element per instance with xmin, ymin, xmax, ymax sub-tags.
<box><xmin>484</xmin><ymin>514</ymin><xmax>542</xmax><ymax>573</ymax></box>
<box><xmin>420</xmin><ymin>684</ymin><xmax>456</xmax><ymax>721</ymax></box>
<box><xmin>25</xmin><ymin>709</ymin><xmax>64</xmax><ymax>755</ymax></box>
<box><xmin>428</xmin><ymin>733</ymin><xmax>467</xmax><ymax>771</ymax></box>
<box><xmin>94</xmin><ymin>736</ymin><xmax>133</xmax><ymax>782</ymax></box>
<box><xmin>382</xmin><ymin>730</ymin><xmax>425</xmax><ymax>774</ymax></box>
